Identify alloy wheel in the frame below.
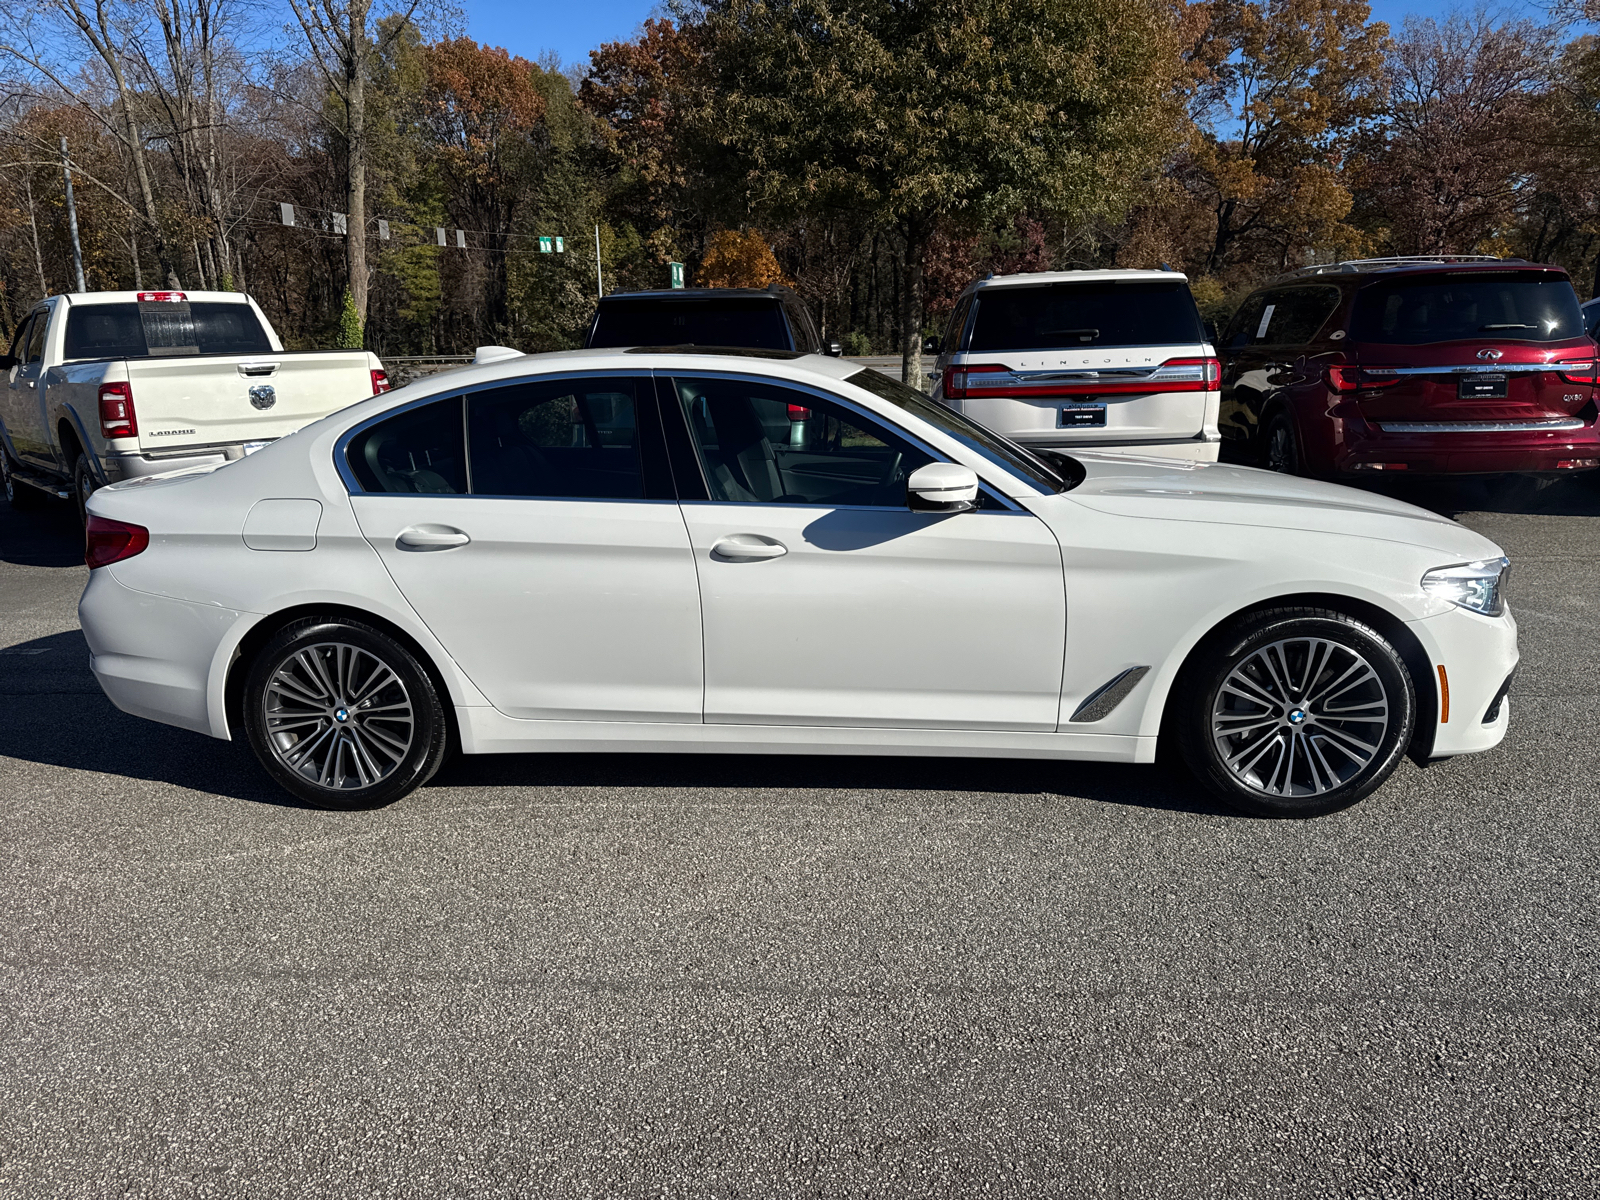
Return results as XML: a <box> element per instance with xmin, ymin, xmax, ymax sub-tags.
<box><xmin>262</xmin><ymin>641</ymin><xmax>415</xmax><ymax>791</ymax></box>
<box><xmin>1210</xmin><ymin>636</ymin><xmax>1390</xmax><ymax>798</ymax></box>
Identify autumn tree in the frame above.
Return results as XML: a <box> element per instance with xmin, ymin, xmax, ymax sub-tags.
<box><xmin>1185</xmin><ymin>0</ymin><xmax>1388</xmax><ymax>276</ymax></box>
<box><xmin>688</xmin><ymin>0</ymin><xmax>1181</xmax><ymax>386</ymax></box>
<box><xmin>696</xmin><ymin>228</ymin><xmax>790</xmax><ymax>287</ymax></box>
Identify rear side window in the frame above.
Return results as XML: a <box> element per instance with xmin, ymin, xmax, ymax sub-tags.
<box><xmin>968</xmin><ymin>281</ymin><xmax>1204</xmax><ymax>352</ymax></box>
<box><xmin>347</xmin><ymin>398</ymin><xmax>467</xmax><ymax>494</ymax></box>
<box><xmin>1351</xmin><ymin>273</ymin><xmax>1583</xmax><ymax>344</ymax></box>
<box><xmin>1255</xmin><ymin>286</ymin><xmax>1341</xmax><ymax>345</ymax></box>
<box><xmin>467</xmin><ymin>377</ymin><xmax>644</xmax><ymax>499</ymax></box>
<box><xmin>588</xmin><ymin>299</ymin><xmax>792</xmax><ymax>351</ymax></box>
<box><xmin>62</xmin><ymin>302</ymin><xmax>272</xmax><ymax>360</ymax></box>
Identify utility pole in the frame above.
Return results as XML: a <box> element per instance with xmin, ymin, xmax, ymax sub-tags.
<box><xmin>61</xmin><ymin>137</ymin><xmax>86</xmax><ymax>293</ymax></box>
<box><xmin>594</xmin><ymin>224</ymin><xmax>604</xmax><ymax>299</ymax></box>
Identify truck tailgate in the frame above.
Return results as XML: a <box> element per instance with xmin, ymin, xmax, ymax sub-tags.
<box><xmin>126</xmin><ymin>352</ymin><xmax>376</xmax><ymax>451</ymax></box>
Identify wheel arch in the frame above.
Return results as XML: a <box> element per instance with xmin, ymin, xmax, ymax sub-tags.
<box><xmin>1155</xmin><ymin>590</ymin><xmax>1438</xmax><ymax>764</ymax></box>
<box><xmin>223</xmin><ymin>602</ymin><xmax>463</xmax><ymax>755</ymax></box>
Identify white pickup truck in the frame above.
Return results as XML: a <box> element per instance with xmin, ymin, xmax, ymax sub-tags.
<box><xmin>1</xmin><ymin>290</ymin><xmax>389</xmax><ymax>519</ymax></box>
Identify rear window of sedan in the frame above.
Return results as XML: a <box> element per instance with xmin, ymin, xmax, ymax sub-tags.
<box><xmin>967</xmin><ymin>281</ymin><xmax>1205</xmax><ymax>352</ymax></box>
<box><xmin>63</xmin><ymin>302</ymin><xmax>272</xmax><ymax>359</ymax></box>
<box><xmin>588</xmin><ymin>298</ymin><xmax>792</xmax><ymax>351</ymax></box>
<box><xmin>1350</xmin><ymin>273</ymin><xmax>1583</xmax><ymax>344</ymax></box>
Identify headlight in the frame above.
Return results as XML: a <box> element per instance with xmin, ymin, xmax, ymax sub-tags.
<box><xmin>1421</xmin><ymin>557</ymin><xmax>1510</xmax><ymax>616</ymax></box>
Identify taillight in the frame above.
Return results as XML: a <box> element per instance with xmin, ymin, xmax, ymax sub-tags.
<box><xmin>1556</xmin><ymin>359</ymin><xmax>1597</xmax><ymax>385</ymax></box>
<box><xmin>85</xmin><ymin>516</ymin><xmax>149</xmax><ymax>569</ymax></box>
<box><xmin>786</xmin><ymin>403</ymin><xmax>811</xmax><ymax>421</ymax></box>
<box><xmin>98</xmin><ymin>382</ymin><xmax>137</xmax><ymax>438</ymax></box>
<box><xmin>944</xmin><ymin>359</ymin><xmax>1216</xmax><ymax>398</ymax></box>
<box><xmin>1163</xmin><ymin>356</ymin><xmax>1221</xmax><ymax>388</ymax></box>
<box><xmin>370</xmin><ymin>369</ymin><xmax>391</xmax><ymax>395</ymax></box>
<box><xmin>1326</xmin><ymin>366</ymin><xmax>1400</xmax><ymax>392</ymax></box>
<box><xmin>943</xmin><ymin>365</ymin><xmax>1006</xmax><ymax>399</ymax></box>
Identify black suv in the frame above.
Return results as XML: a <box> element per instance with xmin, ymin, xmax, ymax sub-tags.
<box><xmin>584</xmin><ymin>286</ymin><xmax>841</xmax><ymax>356</ymax></box>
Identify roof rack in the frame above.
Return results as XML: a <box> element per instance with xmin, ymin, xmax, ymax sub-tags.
<box><xmin>1281</xmin><ymin>255</ymin><xmax>1516</xmax><ymax>280</ymax></box>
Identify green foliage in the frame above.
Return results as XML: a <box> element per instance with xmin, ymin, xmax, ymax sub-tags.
<box><xmin>336</xmin><ymin>289</ymin><xmax>364</xmax><ymax>349</ymax></box>
<box><xmin>840</xmin><ymin>330</ymin><xmax>873</xmax><ymax>356</ymax></box>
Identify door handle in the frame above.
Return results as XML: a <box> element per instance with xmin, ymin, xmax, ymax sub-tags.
<box><xmin>710</xmin><ymin>533</ymin><xmax>787</xmax><ymax>562</ymax></box>
<box><xmin>396</xmin><ymin>525</ymin><xmax>470</xmax><ymax>550</ymax></box>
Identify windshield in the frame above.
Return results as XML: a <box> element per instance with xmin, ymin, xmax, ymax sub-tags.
<box><xmin>63</xmin><ymin>302</ymin><xmax>272</xmax><ymax>359</ymax></box>
<box><xmin>847</xmin><ymin>369</ymin><xmax>1069</xmax><ymax>494</ymax></box>
<box><xmin>968</xmin><ymin>281</ymin><xmax>1204</xmax><ymax>351</ymax></box>
<box><xmin>589</xmin><ymin>298</ymin><xmax>792</xmax><ymax>351</ymax></box>
<box><xmin>1350</xmin><ymin>273</ymin><xmax>1583</xmax><ymax>344</ymax></box>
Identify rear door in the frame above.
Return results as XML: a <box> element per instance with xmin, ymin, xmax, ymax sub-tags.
<box><xmin>945</xmin><ymin>279</ymin><xmax>1215</xmax><ymax>449</ymax></box>
<box><xmin>347</xmin><ymin>374</ymin><xmax>704</xmax><ymax>723</ymax></box>
<box><xmin>1346</xmin><ymin>271</ymin><xmax>1595</xmax><ymax>426</ymax></box>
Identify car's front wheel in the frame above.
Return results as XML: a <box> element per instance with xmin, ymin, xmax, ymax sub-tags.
<box><xmin>1174</xmin><ymin>607</ymin><xmax>1416</xmax><ymax>817</ymax></box>
<box><xmin>242</xmin><ymin>618</ymin><xmax>449</xmax><ymax>810</ymax></box>
<box><xmin>2</xmin><ymin>448</ymin><xmax>45</xmax><ymax>511</ymax></box>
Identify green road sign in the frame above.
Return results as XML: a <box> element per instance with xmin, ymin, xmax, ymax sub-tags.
<box><xmin>555</xmin><ymin>237</ymin><xmax>564</xmax><ymax>253</ymax></box>
<box><xmin>539</xmin><ymin>236</ymin><xmax>553</xmax><ymax>253</ymax></box>
<box><xmin>669</xmin><ymin>262</ymin><xmax>685</xmax><ymax>289</ymax></box>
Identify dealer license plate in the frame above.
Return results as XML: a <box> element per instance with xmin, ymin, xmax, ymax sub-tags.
<box><xmin>1459</xmin><ymin>374</ymin><xmax>1507</xmax><ymax>399</ymax></box>
<box><xmin>1058</xmin><ymin>403</ymin><xmax>1107</xmax><ymax>428</ymax></box>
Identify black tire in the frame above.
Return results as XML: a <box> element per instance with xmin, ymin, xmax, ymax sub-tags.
<box><xmin>1263</xmin><ymin>409</ymin><xmax>1301</xmax><ymax>475</ymax></box>
<box><xmin>1172</xmin><ymin>607</ymin><xmax>1416</xmax><ymax>818</ymax></box>
<box><xmin>2</xmin><ymin>447</ymin><xmax>45</xmax><ymax>510</ymax></box>
<box><xmin>72</xmin><ymin>452</ymin><xmax>97</xmax><ymax>526</ymax></box>
<box><xmin>242</xmin><ymin>617</ymin><xmax>449</xmax><ymax>810</ymax></box>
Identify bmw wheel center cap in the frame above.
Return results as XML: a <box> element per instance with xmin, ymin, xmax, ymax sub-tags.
<box><xmin>1288</xmin><ymin>709</ymin><xmax>1307</xmax><ymax>725</ymax></box>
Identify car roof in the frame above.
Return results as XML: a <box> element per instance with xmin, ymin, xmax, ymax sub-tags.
<box><xmin>1271</xmin><ymin>258</ymin><xmax>1569</xmax><ymax>286</ymax></box>
<box><xmin>966</xmin><ymin>269</ymin><xmax>1189</xmax><ymax>294</ymax></box>
<box><xmin>598</xmin><ymin>288</ymin><xmax>788</xmax><ymax>302</ymax></box>
<box><xmin>53</xmin><ymin>290</ymin><xmax>252</xmax><ymax>306</ymax></box>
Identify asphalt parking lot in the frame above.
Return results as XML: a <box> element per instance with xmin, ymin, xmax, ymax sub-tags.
<box><xmin>2</xmin><ymin>473</ymin><xmax>1598</xmax><ymax>1198</ymax></box>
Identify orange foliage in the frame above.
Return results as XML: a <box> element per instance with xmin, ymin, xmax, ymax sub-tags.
<box><xmin>696</xmin><ymin>229</ymin><xmax>791</xmax><ymax>288</ymax></box>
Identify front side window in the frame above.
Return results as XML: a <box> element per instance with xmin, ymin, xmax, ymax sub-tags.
<box><xmin>347</xmin><ymin>398</ymin><xmax>467</xmax><ymax>494</ymax></box>
<box><xmin>468</xmin><ymin>377</ymin><xmax>643</xmax><ymax>499</ymax></box>
<box><xmin>671</xmin><ymin>375</ymin><xmax>931</xmax><ymax>506</ymax></box>
<box><xmin>1351</xmin><ymin>273</ymin><xmax>1584</xmax><ymax>345</ymax></box>
<box><xmin>7</xmin><ymin>316</ymin><xmax>33</xmax><ymax>364</ymax></box>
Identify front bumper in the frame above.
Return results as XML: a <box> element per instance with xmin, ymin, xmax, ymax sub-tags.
<box><xmin>1408</xmin><ymin>602</ymin><xmax>1520</xmax><ymax>758</ymax></box>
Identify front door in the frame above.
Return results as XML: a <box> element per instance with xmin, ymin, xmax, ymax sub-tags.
<box><xmin>4</xmin><ymin>310</ymin><xmax>49</xmax><ymax>462</ymax></box>
<box><xmin>347</xmin><ymin>375</ymin><xmax>703</xmax><ymax>723</ymax></box>
<box><xmin>662</xmin><ymin>373</ymin><xmax>1066</xmax><ymax>731</ymax></box>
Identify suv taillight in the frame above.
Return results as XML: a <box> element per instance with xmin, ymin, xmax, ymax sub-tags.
<box><xmin>944</xmin><ymin>358</ymin><xmax>1218</xmax><ymax>399</ymax></box>
<box><xmin>943</xmin><ymin>365</ymin><xmax>1007</xmax><ymax>399</ymax></box>
<box><xmin>98</xmin><ymin>382</ymin><xmax>137</xmax><ymax>438</ymax></box>
<box><xmin>1556</xmin><ymin>359</ymin><xmax>1597</xmax><ymax>385</ymax></box>
<box><xmin>1326</xmin><ymin>366</ymin><xmax>1401</xmax><ymax>392</ymax></box>
<box><xmin>85</xmin><ymin>516</ymin><xmax>149</xmax><ymax>569</ymax></box>
<box><xmin>370</xmin><ymin>369</ymin><xmax>391</xmax><ymax>395</ymax></box>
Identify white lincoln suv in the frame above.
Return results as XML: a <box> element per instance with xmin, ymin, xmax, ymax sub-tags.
<box><xmin>930</xmin><ymin>269</ymin><xmax>1222</xmax><ymax>461</ymax></box>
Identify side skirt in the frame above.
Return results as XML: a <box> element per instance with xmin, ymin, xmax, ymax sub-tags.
<box><xmin>456</xmin><ymin>707</ymin><xmax>1156</xmax><ymax>764</ymax></box>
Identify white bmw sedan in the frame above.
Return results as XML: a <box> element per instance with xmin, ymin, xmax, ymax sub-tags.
<box><xmin>78</xmin><ymin>349</ymin><xmax>1518</xmax><ymax>817</ymax></box>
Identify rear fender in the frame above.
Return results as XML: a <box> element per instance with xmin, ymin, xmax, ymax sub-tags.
<box><xmin>52</xmin><ymin>402</ymin><xmax>105</xmax><ymax>484</ymax></box>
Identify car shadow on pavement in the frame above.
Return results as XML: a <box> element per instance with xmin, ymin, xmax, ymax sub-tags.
<box><xmin>0</xmin><ymin>628</ymin><xmax>1228</xmax><ymax>817</ymax></box>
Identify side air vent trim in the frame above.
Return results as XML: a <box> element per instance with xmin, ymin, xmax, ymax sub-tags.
<box><xmin>1069</xmin><ymin>665</ymin><xmax>1151</xmax><ymax>723</ymax></box>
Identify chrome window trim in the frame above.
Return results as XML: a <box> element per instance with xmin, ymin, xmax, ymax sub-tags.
<box><xmin>333</xmin><ymin>368</ymin><xmax>658</xmax><ymax>497</ymax></box>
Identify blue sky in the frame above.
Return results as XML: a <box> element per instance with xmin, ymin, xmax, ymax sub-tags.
<box><xmin>469</xmin><ymin>0</ymin><xmax>1555</xmax><ymax>75</ymax></box>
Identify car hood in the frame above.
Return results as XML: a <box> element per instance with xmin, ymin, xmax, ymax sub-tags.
<box><xmin>1057</xmin><ymin>453</ymin><xmax>1500</xmax><ymax>558</ymax></box>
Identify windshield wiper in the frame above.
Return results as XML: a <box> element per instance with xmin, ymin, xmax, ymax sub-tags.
<box><xmin>1479</xmin><ymin>323</ymin><xmax>1538</xmax><ymax>331</ymax></box>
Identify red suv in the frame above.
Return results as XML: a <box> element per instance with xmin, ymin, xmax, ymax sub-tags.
<box><xmin>1217</xmin><ymin>258</ymin><xmax>1600</xmax><ymax>477</ymax></box>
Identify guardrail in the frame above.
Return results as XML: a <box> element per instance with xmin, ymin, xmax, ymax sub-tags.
<box><xmin>381</xmin><ymin>354</ymin><xmax>476</xmax><ymax>386</ymax></box>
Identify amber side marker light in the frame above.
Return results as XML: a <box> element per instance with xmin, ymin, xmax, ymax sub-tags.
<box><xmin>1437</xmin><ymin>664</ymin><xmax>1450</xmax><ymax>723</ymax></box>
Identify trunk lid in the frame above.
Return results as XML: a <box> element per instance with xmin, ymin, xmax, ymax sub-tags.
<box><xmin>1349</xmin><ymin>338</ymin><xmax>1596</xmax><ymax>425</ymax></box>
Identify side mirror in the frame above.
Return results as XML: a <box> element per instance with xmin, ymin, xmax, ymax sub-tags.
<box><xmin>907</xmin><ymin>462</ymin><xmax>978</xmax><ymax>513</ymax></box>
<box><xmin>825</xmin><ymin>340</ymin><xmax>843</xmax><ymax>357</ymax></box>
<box><xmin>923</xmin><ymin>335</ymin><xmax>942</xmax><ymax>356</ymax></box>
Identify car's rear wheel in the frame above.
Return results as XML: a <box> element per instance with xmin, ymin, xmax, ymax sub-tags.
<box><xmin>1174</xmin><ymin>607</ymin><xmax>1416</xmax><ymax>817</ymax></box>
<box><xmin>2</xmin><ymin>448</ymin><xmax>45</xmax><ymax>510</ymax></box>
<box><xmin>1263</xmin><ymin>410</ymin><xmax>1301</xmax><ymax>475</ymax></box>
<box><xmin>72</xmin><ymin>453</ymin><xmax>97</xmax><ymax>526</ymax></box>
<box><xmin>243</xmin><ymin>618</ymin><xmax>449</xmax><ymax>810</ymax></box>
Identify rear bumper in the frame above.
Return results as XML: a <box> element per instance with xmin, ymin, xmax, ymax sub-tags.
<box><xmin>1328</xmin><ymin>412</ymin><xmax>1600</xmax><ymax>475</ymax></box>
<box><xmin>104</xmin><ymin>442</ymin><xmax>260</xmax><ymax>482</ymax></box>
